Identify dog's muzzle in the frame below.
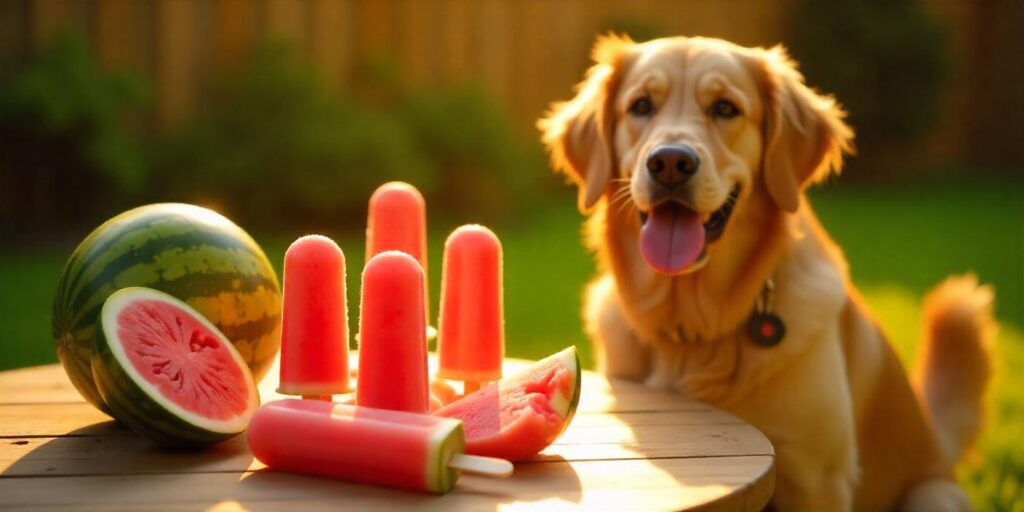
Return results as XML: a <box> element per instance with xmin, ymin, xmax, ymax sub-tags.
<box><xmin>638</xmin><ymin>186</ymin><xmax>740</xmax><ymax>274</ymax></box>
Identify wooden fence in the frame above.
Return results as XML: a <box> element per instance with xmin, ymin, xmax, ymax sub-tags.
<box><xmin>0</xmin><ymin>0</ymin><xmax>1016</xmax><ymax>167</ymax></box>
<box><xmin>0</xmin><ymin>0</ymin><xmax>791</xmax><ymax>131</ymax></box>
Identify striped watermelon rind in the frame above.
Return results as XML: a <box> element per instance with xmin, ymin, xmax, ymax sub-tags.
<box><xmin>52</xmin><ymin>203</ymin><xmax>282</xmax><ymax>413</ymax></box>
<box><xmin>93</xmin><ymin>288</ymin><xmax>260</xmax><ymax>447</ymax></box>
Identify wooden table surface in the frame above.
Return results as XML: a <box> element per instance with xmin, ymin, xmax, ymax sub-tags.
<box><xmin>0</xmin><ymin>355</ymin><xmax>774</xmax><ymax>511</ymax></box>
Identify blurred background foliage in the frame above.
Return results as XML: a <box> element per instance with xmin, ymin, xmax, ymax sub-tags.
<box><xmin>0</xmin><ymin>0</ymin><xmax>1019</xmax><ymax>241</ymax></box>
<box><xmin>0</xmin><ymin>0</ymin><xmax>1021</xmax><ymax>508</ymax></box>
<box><xmin>0</xmin><ymin>31</ymin><xmax>149</xmax><ymax>237</ymax></box>
<box><xmin>0</xmin><ymin>31</ymin><xmax>546</xmax><ymax>240</ymax></box>
<box><xmin>789</xmin><ymin>0</ymin><xmax>951</xmax><ymax>177</ymax></box>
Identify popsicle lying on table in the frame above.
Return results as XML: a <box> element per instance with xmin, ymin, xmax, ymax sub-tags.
<box><xmin>277</xmin><ymin>235</ymin><xmax>350</xmax><ymax>401</ymax></box>
<box><xmin>248</xmin><ymin>399</ymin><xmax>512</xmax><ymax>493</ymax></box>
<box><xmin>437</xmin><ymin>225</ymin><xmax>505</xmax><ymax>394</ymax></box>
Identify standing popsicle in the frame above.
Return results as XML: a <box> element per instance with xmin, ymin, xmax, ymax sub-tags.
<box><xmin>277</xmin><ymin>235</ymin><xmax>350</xmax><ymax>400</ymax></box>
<box><xmin>357</xmin><ymin>251</ymin><xmax>429</xmax><ymax>413</ymax></box>
<box><xmin>248</xmin><ymin>399</ymin><xmax>513</xmax><ymax>493</ymax></box>
<box><xmin>366</xmin><ymin>182</ymin><xmax>431</xmax><ymax>327</ymax></box>
<box><xmin>437</xmin><ymin>225</ymin><xmax>505</xmax><ymax>394</ymax></box>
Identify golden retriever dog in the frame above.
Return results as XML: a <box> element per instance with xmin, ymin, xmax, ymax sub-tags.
<box><xmin>539</xmin><ymin>35</ymin><xmax>996</xmax><ymax>511</ymax></box>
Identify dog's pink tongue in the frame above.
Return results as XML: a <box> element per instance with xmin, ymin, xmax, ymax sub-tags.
<box><xmin>640</xmin><ymin>203</ymin><xmax>705</xmax><ymax>274</ymax></box>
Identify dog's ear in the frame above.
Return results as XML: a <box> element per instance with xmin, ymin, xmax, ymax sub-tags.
<box><xmin>539</xmin><ymin>34</ymin><xmax>632</xmax><ymax>213</ymax></box>
<box><xmin>756</xmin><ymin>46</ymin><xmax>854</xmax><ymax>213</ymax></box>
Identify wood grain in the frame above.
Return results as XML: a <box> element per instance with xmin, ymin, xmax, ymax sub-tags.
<box><xmin>0</xmin><ymin>358</ymin><xmax>774</xmax><ymax>511</ymax></box>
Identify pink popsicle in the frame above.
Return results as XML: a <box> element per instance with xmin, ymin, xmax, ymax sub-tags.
<box><xmin>366</xmin><ymin>182</ymin><xmax>429</xmax><ymax>319</ymax></box>
<box><xmin>437</xmin><ymin>225</ymin><xmax>505</xmax><ymax>385</ymax></box>
<box><xmin>357</xmin><ymin>251</ymin><xmax>429</xmax><ymax>413</ymax></box>
<box><xmin>248</xmin><ymin>399</ymin><xmax>512</xmax><ymax>493</ymax></box>
<box><xmin>277</xmin><ymin>235</ymin><xmax>350</xmax><ymax>398</ymax></box>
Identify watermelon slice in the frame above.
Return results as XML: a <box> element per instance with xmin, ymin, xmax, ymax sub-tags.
<box><xmin>92</xmin><ymin>287</ymin><xmax>260</xmax><ymax>447</ymax></box>
<box><xmin>433</xmin><ymin>346</ymin><xmax>580</xmax><ymax>461</ymax></box>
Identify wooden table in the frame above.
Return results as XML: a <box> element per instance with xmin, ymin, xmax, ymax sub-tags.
<box><xmin>0</xmin><ymin>356</ymin><xmax>774</xmax><ymax>511</ymax></box>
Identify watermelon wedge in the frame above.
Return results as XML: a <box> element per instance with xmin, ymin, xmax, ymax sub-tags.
<box><xmin>92</xmin><ymin>287</ymin><xmax>260</xmax><ymax>447</ymax></box>
<box><xmin>433</xmin><ymin>346</ymin><xmax>580</xmax><ymax>461</ymax></box>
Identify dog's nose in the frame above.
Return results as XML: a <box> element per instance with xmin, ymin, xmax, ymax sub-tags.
<box><xmin>646</xmin><ymin>145</ymin><xmax>700</xmax><ymax>188</ymax></box>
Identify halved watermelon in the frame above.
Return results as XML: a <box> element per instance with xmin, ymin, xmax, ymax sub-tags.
<box><xmin>433</xmin><ymin>346</ymin><xmax>580</xmax><ymax>461</ymax></box>
<box><xmin>92</xmin><ymin>287</ymin><xmax>260</xmax><ymax>447</ymax></box>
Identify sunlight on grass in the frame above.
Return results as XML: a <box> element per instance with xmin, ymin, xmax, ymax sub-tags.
<box><xmin>860</xmin><ymin>284</ymin><xmax>1024</xmax><ymax>511</ymax></box>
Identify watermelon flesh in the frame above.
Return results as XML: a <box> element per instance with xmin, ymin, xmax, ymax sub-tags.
<box><xmin>118</xmin><ymin>299</ymin><xmax>252</xmax><ymax>422</ymax></box>
<box><xmin>433</xmin><ymin>346</ymin><xmax>580</xmax><ymax>461</ymax></box>
<box><xmin>94</xmin><ymin>287</ymin><xmax>259</xmax><ymax>446</ymax></box>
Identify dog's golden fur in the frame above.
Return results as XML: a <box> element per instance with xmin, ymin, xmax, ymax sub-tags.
<box><xmin>540</xmin><ymin>35</ymin><xmax>995</xmax><ymax>511</ymax></box>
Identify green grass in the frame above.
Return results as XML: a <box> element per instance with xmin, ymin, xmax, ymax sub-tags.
<box><xmin>0</xmin><ymin>179</ymin><xmax>1020</xmax><ymax>509</ymax></box>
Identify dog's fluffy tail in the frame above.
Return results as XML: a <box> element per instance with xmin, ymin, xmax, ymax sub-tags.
<box><xmin>914</xmin><ymin>274</ymin><xmax>996</xmax><ymax>463</ymax></box>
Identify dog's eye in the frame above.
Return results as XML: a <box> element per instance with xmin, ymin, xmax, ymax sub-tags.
<box><xmin>711</xmin><ymin>99</ymin><xmax>741</xmax><ymax>119</ymax></box>
<box><xmin>628</xmin><ymin>97</ymin><xmax>654</xmax><ymax>116</ymax></box>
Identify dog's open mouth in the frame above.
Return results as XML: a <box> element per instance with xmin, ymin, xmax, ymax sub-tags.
<box><xmin>638</xmin><ymin>187</ymin><xmax>740</xmax><ymax>274</ymax></box>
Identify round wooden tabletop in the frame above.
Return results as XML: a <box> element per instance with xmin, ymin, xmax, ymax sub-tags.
<box><xmin>0</xmin><ymin>355</ymin><xmax>774</xmax><ymax>511</ymax></box>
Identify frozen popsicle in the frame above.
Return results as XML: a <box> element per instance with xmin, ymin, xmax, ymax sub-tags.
<box><xmin>277</xmin><ymin>235</ymin><xmax>350</xmax><ymax>400</ymax></box>
<box><xmin>437</xmin><ymin>225</ymin><xmax>505</xmax><ymax>393</ymax></box>
<box><xmin>248</xmin><ymin>399</ymin><xmax>513</xmax><ymax>493</ymax></box>
<box><xmin>366</xmin><ymin>182</ymin><xmax>430</xmax><ymax>323</ymax></box>
<box><xmin>357</xmin><ymin>251</ymin><xmax>429</xmax><ymax>413</ymax></box>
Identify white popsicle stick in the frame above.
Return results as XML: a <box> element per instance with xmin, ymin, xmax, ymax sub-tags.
<box><xmin>448</xmin><ymin>454</ymin><xmax>514</xmax><ymax>478</ymax></box>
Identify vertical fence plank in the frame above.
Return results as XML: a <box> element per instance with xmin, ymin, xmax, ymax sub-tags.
<box><xmin>155</xmin><ymin>0</ymin><xmax>196</xmax><ymax>129</ymax></box>
<box><xmin>439</xmin><ymin>0</ymin><xmax>473</xmax><ymax>84</ymax></box>
<box><xmin>0</xmin><ymin>0</ymin><xmax>31</xmax><ymax>70</ymax></box>
<box><xmin>308</xmin><ymin>0</ymin><xmax>354</xmax><ymax>92</ymax></box>
<box><xmin>265</xmin><ymin>0</ymin><xmax>306</xmax><ymax>48</ymax></box>
<box><xmin>214</xmin><ymin>0</ymin><xmax>256</xmax><ymax>67</ymax></box>
<box><xmin>356</xmin><ymin>0</ymin><xmax>393</xmax><ymax>58</ymax></box>
<box><xmin>95</xmin><ymin>0</ymin><xmax>140</xmax><ymax>70</ymax></box>
<box><xmin>475</xmin><ymin>0</ymin><xmax>512</xmax><ymax>109</ymax></box>
<box><xmin>30</xmin><ymin>0</ymin><xmax>81</xmax><ymax>46</ymax></box>
<box><xmin>395</xmin><ymin>0</ymin><xmax>434</xmax><ymax>88</ymax></box>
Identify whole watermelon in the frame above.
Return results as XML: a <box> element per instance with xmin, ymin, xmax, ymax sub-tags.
<box><xmin>53</xmin><ymin>203</ymin><xmax>282</xmax><ymax>413</ymax></box>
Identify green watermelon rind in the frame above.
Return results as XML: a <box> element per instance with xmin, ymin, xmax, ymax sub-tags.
<box><xmin>53</xmin><ymin>203</ymin><xmax>282</xmax><ymax>414</ymax></box>
<box><xmin>92</xmin><ymin>287</ymin><xmax>260</xmax><ymax>447</ymax></box>
<box><xmin>559</xmin><ymin>346</ymin><xmax>582</xmax><ymax>436</ymax></box>
<box><xmin>428</xmin><ymin>418</ymin><xmax>465</xmax><ymax>494</ymax></box>
<box><xmin>540</xmin><ymin>346</ymin><xmax>581</xmax><ymax>435</ymax></box>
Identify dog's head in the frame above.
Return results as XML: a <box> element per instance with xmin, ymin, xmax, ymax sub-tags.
<box><xmin>540</xmin><ymin>35</ymin><xmax>853</xmax><ymax>275</ymax></box>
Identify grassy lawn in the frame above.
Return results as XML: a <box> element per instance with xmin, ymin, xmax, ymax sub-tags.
<box><xmin>0</xmin><ymin>179</ymin><xmax>1020</xmax><ymax>509</ymax></box>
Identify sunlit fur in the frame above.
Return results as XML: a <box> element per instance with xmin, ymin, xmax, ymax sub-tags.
<box><xmin>540</xmin><ymin>35</ymin><xmax>995</xmax><ymax>511</ymax></box>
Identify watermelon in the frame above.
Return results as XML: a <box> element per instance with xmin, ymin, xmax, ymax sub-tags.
<box><xmin>433</xmin><ymin>346</ymin><xmax>581</xmax><ymax>461</ymax></box>
<box><xmin>93</xmin><ymin>287</ymin><xmax>260</xmax><ymax>446</ymax></box>
<box><xmin>52</xmin><ymin>203</ymin><xmax>281</xmax><ymax>413</ymax></box>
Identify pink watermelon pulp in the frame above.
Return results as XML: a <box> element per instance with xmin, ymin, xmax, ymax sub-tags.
<box><xmin>93</xmin><ymin>287</ymin><xmax>259</xmax><ymax>446</ymax></box>
<box><xmin>118</xmin><ymin>299</ymin><xmax>252</xmax><ymax>421</ymax></box>
<box><xmin>433</xmin><ymin>346</ymin><xmax>580</xmax><ymax>461</ymax></box>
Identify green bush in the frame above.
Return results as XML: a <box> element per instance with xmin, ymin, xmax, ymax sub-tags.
<box><xmin>787</xmin><ymin>0</ymin><xmax>950</xmax><ymax>174</ymax></box>
<box><xmin>2</xmin><ymin>36</ymin><xmax>547</xmax><ymax>238</ymax></box>
<box><xmin>398</xmin><ymin>86</ymin><xmax>547</xmax><ymax>219</ymax></box>
<box><xmin>155</xmin><ymin>44</ymin><xmax>428</xmax><ymax>227</ymax></box>
<box><xmin>157</xmin><ymin>43</ymin><xmax>545</xmax><ymax>229</ymax></box>
<box><xmin>0</xmin><ymin>30</ymin><xmax>149</xmax><ymax>239</ymax></box>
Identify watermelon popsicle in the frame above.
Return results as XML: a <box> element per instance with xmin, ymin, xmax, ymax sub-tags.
<box><xmin>437</xmin><ymin>225</ymin><xmax>505</xmax><ymax>394</ymax></box>
<box><xmin>248</xmin><ymin>399</ymin><xmax>513</xmax><ymax>493</ymax></box>
<box><xmin>357</xmin><ymin>251</ymin><xmax>430</xmax><ymax>413</ymax></box>
<box><xmin>277</xmin><ymin>235</ymin><xmax>350</xmax><ymax>401</ymax></box>
<box><xmin>365</xmin><ymin>182</ymin><xmax>434</xmax><ymax>337</ymax></box>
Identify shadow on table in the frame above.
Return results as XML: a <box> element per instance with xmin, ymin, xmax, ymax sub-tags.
<box><xmin>233</xmin><ymin>455</ymin><xmax>582</xmax><ymax>510</ymax></box>
<box><xmin>2</xmin><ymin>420</ymin><xmax>254</xmax><ymax>510</ymax></box>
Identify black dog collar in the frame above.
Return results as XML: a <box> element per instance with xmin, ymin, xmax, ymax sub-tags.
<box><xmin>749</xmin><ymin>277</ymin><xmax>785</xmax><ymax>347</ymax></box>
